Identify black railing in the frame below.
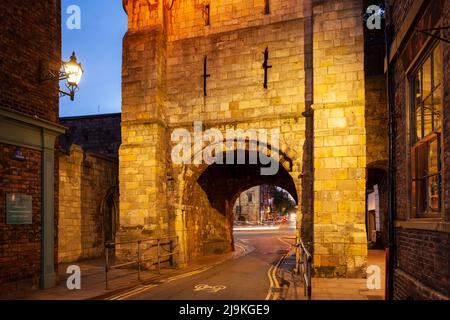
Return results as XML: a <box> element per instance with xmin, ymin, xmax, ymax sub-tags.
<box><xmin>104</xmin><ymin>236</ymin><xmax>179</xmax><ymax>290</ymax></box>
<box><xmin>294</xmin><ymin>239</ymin><xmax>312</xmax><ymax>300</ymax></box>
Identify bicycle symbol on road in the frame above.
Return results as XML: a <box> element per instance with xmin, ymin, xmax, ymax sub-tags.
<box><xmin>194</xmin><ymin>284</ymin><xmax>226</xmax><ymax>293</ymax></box>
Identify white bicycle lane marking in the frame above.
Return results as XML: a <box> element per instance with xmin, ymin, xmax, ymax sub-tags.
<box><xmin>194</xmin><ymin>284</ymin><xmax>227</xmax><ymax>293</ymax></box>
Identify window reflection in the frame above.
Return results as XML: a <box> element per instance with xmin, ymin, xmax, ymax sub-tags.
<box><xmin>410</xmin><ymin>43</ymin><xmax>442</xmax><ymax>217</ymax></box>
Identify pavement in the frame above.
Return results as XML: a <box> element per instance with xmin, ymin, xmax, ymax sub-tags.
<box><xmin>282</xmin><ymin>249</ymin><xmax>386</xmax><ymax>300</ymax></box>
<box><xmin>0</xmin><ymin>222</ymin><xmax>386</xmax><ymax>300</ymax></box>
<box><xmin>0</xmin><ymin>242</ymin><xmax>248</xmax><ymax>300</ymax></box>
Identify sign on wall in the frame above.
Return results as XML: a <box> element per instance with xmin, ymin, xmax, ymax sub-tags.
<box><xmin>6</xmin><ymin>193</ymin><xmax>32</xmax><ymax>225</ymax></box>
<box><xmin>11</xmin><ymin>148</ymin><xmax>26</xmax><ymax>161</ymax></box>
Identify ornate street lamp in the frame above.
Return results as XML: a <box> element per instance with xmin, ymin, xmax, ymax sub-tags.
<box><xmin>41</xmin><ymin>51</ymin><xmax>84</xmax><ymax>101</ymax></box>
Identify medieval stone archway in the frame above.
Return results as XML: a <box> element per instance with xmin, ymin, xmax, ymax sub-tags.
<box><xmin>171</xmin><ymin>140</ymin><xmax>302</xmax><ymax>265</ymax></box>
<box><xmin>120</xmin><ymin>0</ymin><xmax>369</xmax><ymax>278</ymax></box>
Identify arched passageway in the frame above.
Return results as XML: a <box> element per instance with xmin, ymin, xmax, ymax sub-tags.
<box><xmin>366</xmin><ymin>161</ymin><xmax>388</xmax><ymax>249</ymax></box>
<box><xmin>102</xmin><ymin>187</ymin><xmax>119</xmax><ymax>244</ymax></box>
<box><xmin>178</xmin><ymin>150</ymin><xmax>300</xmax><ymax>262</ymax></box>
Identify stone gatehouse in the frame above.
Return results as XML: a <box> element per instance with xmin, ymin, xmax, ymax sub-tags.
<box><xmin>119</xmin><ymin>0</ymin><xmax>388</xmax><ymax>278</ymax></box>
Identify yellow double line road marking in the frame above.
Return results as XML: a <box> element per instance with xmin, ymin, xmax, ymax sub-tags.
<box><xmin>265</xmin><ymin>264</ymin><xmax>276</xmax><ymax>300</ymax></box>
<box><xmin>265</xmin><ymin>237</ymin><xmax>293</xmax><ymax>300</ymax></box>
<box><xmin>265</xmin><ymin>253</ymin><xmax>287</xmax><ymax>300</ymax></box>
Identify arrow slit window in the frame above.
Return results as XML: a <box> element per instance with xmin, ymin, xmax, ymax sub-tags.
<box><xmin>411</xmin><ymin>43</ymin><xmax>443</xmax><ymax>217</ymax></box>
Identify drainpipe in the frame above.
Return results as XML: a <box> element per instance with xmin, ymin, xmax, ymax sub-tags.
<box><xmin>384</xmin><ymin>7</ymin><xmax>396</xmax><ymax>301</ymax></box>
<box><xmin>301</xmin><ymin>0</ymin><xmax>314</xmax><ymax>254</ymax></box>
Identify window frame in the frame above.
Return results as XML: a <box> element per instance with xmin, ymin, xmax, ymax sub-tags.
<box><xmin>409</xmin><ymin>42</ymin><xmax>444</xmax><ymax>219</ymax></box>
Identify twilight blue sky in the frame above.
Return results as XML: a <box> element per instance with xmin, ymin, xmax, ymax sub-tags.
<box><xmin>60</xmin><ymin>0</ymin><xmax>127</xmax><ymax>117</ymax></box>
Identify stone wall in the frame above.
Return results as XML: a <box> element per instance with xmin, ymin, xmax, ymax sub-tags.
<box><xmin>365</xmin><ymin>76</ymin><xmax>388</xmax><ymax>165</ymax></box>
<box><xmin>58</xmin><ymin>145</ymin><xmax>118</xmax><ymax>263</ymax></box>
<box><xmin>120</xmin><ymin>0</ymin><xmax>368</xmax><ymax>276</ymax></box>
<box><xmin>389</xmin><ymin>0</ymin><xmax>450</xmax><ymax>299</ymax></box>
<box><xmin>185</xmin><ymin>182</ymin><xmax>232</xmax><ymax>259</ymax></box>
<box><xmin>60</xmin><ymin>114</ymin><xmax>122</xmax><ymax>160</ymax></box>
<box><xmin>58</xmin><ymin>114</ymin><xmax>121</xmax><ymax>263</ymax></box>
<box><xmin>165</xmin><ymin>19</ymin><xmax>305</xmax><ymax>123</ymax></box>
<box><xmin>126</xmin><ymin>0</ymin><xmax>306</xmax><ymax>39</ymax></box>
<box><xmin>363</xmin><ymin>0</ymin><xmax>388</xmax><ymax>166</ymax></box>
<box><xmin>363</xmin><ymin>0</ymin><xmax>388</xmax><ymax>248</ymax></box>
<box><xmin>312</xmin><ymin>0</ymin><xmax>368</xmax><ymax>277</ymax></box>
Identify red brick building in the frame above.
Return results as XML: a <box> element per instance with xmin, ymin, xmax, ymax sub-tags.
<box><xmin>0</xmin><ymin>1</ymin><xmax>64</xmax><ymax>292</ymax></box>
<box><xmin>387</xmin><ymin>0</ymin><xmax>450</xmax><ymax>299</ymax></box>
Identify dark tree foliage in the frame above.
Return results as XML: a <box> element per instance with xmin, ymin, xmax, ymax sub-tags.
<box><xmin>271</xmin><ymin>186</ymin><xmax>296</xmax><ymax>215</ymax></box>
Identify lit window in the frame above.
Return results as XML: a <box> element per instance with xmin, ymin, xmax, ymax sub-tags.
<box><xmin>411</xmin><ymin>43</ymin><xmax>442</xmax><ymax>217</ymax></box>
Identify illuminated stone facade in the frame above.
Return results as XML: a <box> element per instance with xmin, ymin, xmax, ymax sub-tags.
<box><xmin>233</xmin><ymin>186</ymin><xmax>261</xmax><ymax>222</ymax></box>
<box><xmin>120</xmin><ymin>0</ymin><xmax>371</xmax><ymax>277</ymax></box>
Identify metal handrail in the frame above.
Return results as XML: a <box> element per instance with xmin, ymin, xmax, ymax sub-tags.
<box><xmin>294</xmin><ymin>238</ymin><xmax>312</xmax><ymax>300</ymax></box>
<box><xmin>105</xmin><ymin>236</ymin><xmax>178</xmax><ymax>247</ymax></box>
<box><xmin>104</xmin><ymin>236</ymin><xmax>179</xmax><ymax>290</ymax></box>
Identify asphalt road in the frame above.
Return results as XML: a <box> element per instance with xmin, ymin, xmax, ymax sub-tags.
<box><xmin>114</xmin><ymin>223</ymin><xmax>295</xmax><ymax>300</ymax></box>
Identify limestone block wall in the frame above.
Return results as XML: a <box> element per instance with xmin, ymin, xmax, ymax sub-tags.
<box><xmin>363</xmin><ymin>0</ymin><xmax>388</xmax><ymax>167</ymax></box>
<box><xmin>120</xmin><ymin>0</ymin><xmax>368</xmax><ymax>275</ymax></box>
<box><xmin>119</xmin><ymin>2</ymin><xmax>169</xmax><ymax>253</ymax></box>
<box><xmin>118</xmin><ymin>123</ymin><xmax>169</xmax><ymax>236</ymax></box>
<box><xmin>165</xmin><ymin>19</ymin><xmax>305</xmax><ymax>123</ymax></box>
<box><xmin>168</xmin><ymin>0</ymin><xmax>305</xmax><ymax>41</ymax></box>
<box><xmin>58</xmin><ymin>145</ymin><xmax>118</xmax><ymax>263</ymax></box>
<box><xmin>60</xmin><ymin>114</ymin><xmax>122</xmax><ymax>160</ymax></box>
<box><xmin>365</xmin><ymin>77</ymin><xmax>388</xmax><ymax>165</ymax></box>
<box><xmin>160</xmin><ymin>2</ymin><xmax>307</xmax><ymax>262</ymax></box>
<box><xmin>185</xmin><ymin>183</ymin><xmax>232</xmax><ymax>259</ymax></box>
<box><xmin>125</xmin><ymin>0</ymin><xmax>306</xmax><ymax>38</ymax></box>
<box><xmin>312</xmin><ymin>0</ymin><xmax>367</xmax><ymax>277</ymax></box>
<box><xmin>120</xmin><ymin>0</ymin><xmax>306</xmax><ymax>261</ymax></box>
<box><xmin>58</xmin><ymin>145</ymin><xmax>83</xmax><ymax>263</ymax></box>
<box><xmin>121</xmin><ymin>28</ymin><xmax>167</xmax><ymax>123</ymax></box>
